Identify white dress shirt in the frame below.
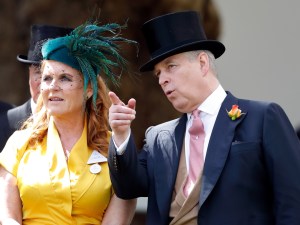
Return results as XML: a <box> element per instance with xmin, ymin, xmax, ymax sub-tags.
<box><xmin>30</xmin><ymin>98</ymin><xmax>37</xmax><ymax>114</ymax></box>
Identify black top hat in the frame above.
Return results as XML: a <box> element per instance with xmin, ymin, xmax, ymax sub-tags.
<box><xmin>140</xmin><ymin>11</ymin><xmax>225</xmax><ymax>72</ymax></box>
<box><xmin>17</xmin><ymin>24</ymin><xmax>73</xmax><ymax>64</ymax></box>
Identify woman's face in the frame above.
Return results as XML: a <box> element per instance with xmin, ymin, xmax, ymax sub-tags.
<box><xmin>40</xmin><ymin>60</ymin><xmax>90</xmax><ymax>119</ymax></box>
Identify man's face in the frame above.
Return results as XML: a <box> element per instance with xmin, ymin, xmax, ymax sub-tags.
<box><xmin>28</xmin><ymin>64</ymin><xmax>41</xmax><ymax>103</ymax></box>
<box><xmin>153</xmin><ymin>52</ymin><xmax>210</xmax><ymax>113</ymax></box>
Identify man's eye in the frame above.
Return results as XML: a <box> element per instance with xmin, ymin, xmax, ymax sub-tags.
<box><xmin>153</xmin><ymin>71</ymin><xmax>160</xmax><ymax>78</ymax></box>
<box><xmin>168</xmin><ymin>64</ymin><xmax>176</xmax><ymax>69</ymax></box>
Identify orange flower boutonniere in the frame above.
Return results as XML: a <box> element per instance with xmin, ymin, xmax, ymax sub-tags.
<box><xmin>227</xmin><ymin>105</ymin><xmax>245</xmax><ymax>121</ymax></box>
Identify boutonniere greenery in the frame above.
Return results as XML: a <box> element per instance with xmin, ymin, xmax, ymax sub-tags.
<box><xmin>227</xmin><ymin>105</ymin><xmax>245</xmax><ymax>121</ymax></box>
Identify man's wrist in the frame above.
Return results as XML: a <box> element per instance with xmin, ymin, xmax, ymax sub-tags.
<box><xmin>112</xmin><ymin>130</ymin><xmax>131</xmax><ymax>155</ymax></box>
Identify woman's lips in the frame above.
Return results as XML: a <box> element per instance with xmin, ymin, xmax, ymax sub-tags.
<box><xmin>49</xmin><ymin>97</ymin><xmax>63</xmax><ymax>101</ymax></box>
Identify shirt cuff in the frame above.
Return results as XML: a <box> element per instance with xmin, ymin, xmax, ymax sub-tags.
<box><xmin>112</xmin><ymin>130</ymin><xmax>131</xmax><ymax>155</ymax></box>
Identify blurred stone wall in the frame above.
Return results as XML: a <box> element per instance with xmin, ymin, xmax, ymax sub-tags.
<box><xmin>0</xmin><ymin>0</ymin><xmax>222</xmax><ymax>148</ymax></box>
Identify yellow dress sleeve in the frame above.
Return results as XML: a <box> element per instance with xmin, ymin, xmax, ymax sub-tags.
<box><xmin>0</xmin><ymin>129</ymin><xmax>31</xmax><ymax>176</ymax></box>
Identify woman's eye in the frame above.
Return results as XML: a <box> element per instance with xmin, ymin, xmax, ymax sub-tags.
<box><xmin>42</xmin><ymin>76</ymin><xmax>51</xmax><ymax>82</ymax></box>
<box><xmin>60</xmin><ymin>75</ymin><xmax>71</xmax><ymax>82</ymax></box>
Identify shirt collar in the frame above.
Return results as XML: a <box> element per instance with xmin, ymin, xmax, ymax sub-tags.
<box><xmin>30</xmin><ymin>98</ymin><xmax>36</xmax><ymax>113</ymax></box>
<box><xmin>187</xmin><ymin>85</ymin><xmax>227</xmax><ymax>119</ymax></box>
<box><xmin>199</xmin><ymin>85</ymin><xmax>226</xmax><ymax>115</ymax></box>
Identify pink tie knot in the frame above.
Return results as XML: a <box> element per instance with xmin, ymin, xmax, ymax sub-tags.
<box><xmin>189</xmin><ymin>110</ymin><xmax>204</xmax><ymax>137</ymax></box>
<box><xmin>192</xmin><ymin>109</ymin><xmax>200</xmax><ymax>118</ymax></box>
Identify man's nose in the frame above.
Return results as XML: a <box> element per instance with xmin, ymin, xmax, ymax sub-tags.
<box><xmin>158</xmin><ymin>73</ymin><xmax>169</xmax><ymax>86</ymax></box>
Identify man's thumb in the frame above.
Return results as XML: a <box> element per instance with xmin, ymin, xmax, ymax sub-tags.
<box><xmin>127</xmin><ymin>98</ymin><xmax>136</xmax><ymax>110</ymax></box>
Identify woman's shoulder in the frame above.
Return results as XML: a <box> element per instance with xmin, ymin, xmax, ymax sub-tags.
<box><xmin>5</xmin><ymin>129</ymin><xmax>32</xmax><ymax>151</ymax></box>
<box><xmin>0</xmin><ymin>129</ymin><xmax>33</xmax><ymax>175</ymax></box>
<box><xmin>11</xmin><ymin>128</ymin><xmax>32</xmax><ymax>140</ymax></box>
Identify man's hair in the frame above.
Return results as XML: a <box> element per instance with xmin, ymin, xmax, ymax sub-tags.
<box><xmin>186</xmin><ymin>50</ymin><xmax>217</xmax><ymax>75</ymax></box>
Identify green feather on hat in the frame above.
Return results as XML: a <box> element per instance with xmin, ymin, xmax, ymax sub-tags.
<box><xmin>42</xmin><ymin>21</ymin><xmax>137</xmax><ymax>107</ymax></box>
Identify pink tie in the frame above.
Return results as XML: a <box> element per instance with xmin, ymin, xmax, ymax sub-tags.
<box><xmin>183</xmin><ymin>109</ymin><xmax>205</xmax><ymax>197</ymax></box>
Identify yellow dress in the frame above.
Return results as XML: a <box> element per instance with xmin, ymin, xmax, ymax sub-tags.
<box><xmin>0</xmin><ymin>118</ymin><xmax>113</xmax><ymax>225</ymax></box>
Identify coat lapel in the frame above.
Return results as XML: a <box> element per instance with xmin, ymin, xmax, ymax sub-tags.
<box><xmin>200</xmin><ymin>92</ymin><xmax>247</xmax><ymax>206</ymax></box>
<box><xmin>155</xmin><ymin>115</ymin><xmax>187</xmax><ymax>218</ymax></box>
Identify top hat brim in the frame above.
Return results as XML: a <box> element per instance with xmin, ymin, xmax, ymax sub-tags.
<box><xmin>139</xmin><ymin>40</ymin><xmax>225</xmax><ymax>72</ymax></box>
<box><xmin>17</xmin><ymin>54</ymin><xmax>39</xmax><ymax>64</ymax></box>
<box><xmin>16</xmin><ymin>24</ymin><xmax>73</xmax><ymax>65</ymax></box>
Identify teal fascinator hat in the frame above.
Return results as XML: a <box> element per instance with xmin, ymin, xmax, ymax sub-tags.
<box><xmin>42</xmin><ymin>22</ymin><xmax>136</xmax><ymax>106</ymax></box>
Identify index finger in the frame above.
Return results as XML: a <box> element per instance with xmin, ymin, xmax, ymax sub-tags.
<box><xmin>109</xmin><ymin>91</ymin><xmax>125</xmax><ymax>106</ymax></box>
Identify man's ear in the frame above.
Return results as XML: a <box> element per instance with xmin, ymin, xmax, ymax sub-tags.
<box><xmin>198</xmin><ymin>52</ymin><xmax>209</xmax><ymax>74</ymax></box>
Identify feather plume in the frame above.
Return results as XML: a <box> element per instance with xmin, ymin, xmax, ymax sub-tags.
<box><xmin>66</xmin><ymin>21</ymin><xmax>137</xmax><ymax>106</ymax></box>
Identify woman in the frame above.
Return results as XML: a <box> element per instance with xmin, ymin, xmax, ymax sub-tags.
<box><xmin>0</xmin><ymin>21</ymin><xmax>136</xmax><ymax>224</ymax></box>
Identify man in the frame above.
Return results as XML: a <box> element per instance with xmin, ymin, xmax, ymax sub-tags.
<box><xmin>0</xmin><ymin>101</ymin><xmax>13</xmax><ymax>114</ymax></box>
<box><xmin>0</xmin><ymin>24</ymin><xmax>72</xmax><ymax>151</ymax></box>
<box><xmin>108</xmin><ymin>11</ymin><xmax>300</xmax><ymax>225</ymax></box>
